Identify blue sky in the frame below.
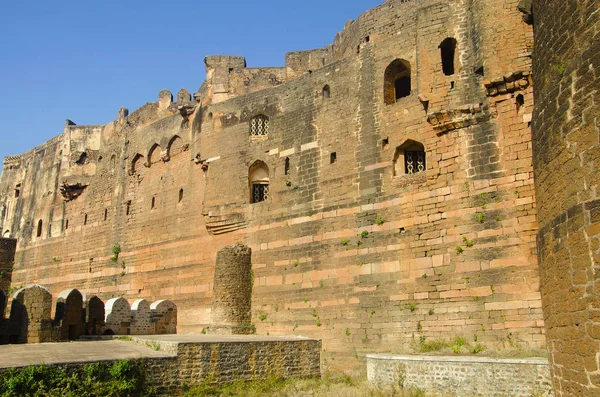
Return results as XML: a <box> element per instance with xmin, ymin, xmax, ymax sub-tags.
<box><xmin>0</xmin><ymin>0</ymin><xmax>383</xmax><ymax>162</ymax></box>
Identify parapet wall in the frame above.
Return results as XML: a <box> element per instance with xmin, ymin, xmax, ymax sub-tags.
<box><xmin>0</xmin><ymin>0</ymin><xmax>542</xmax><ymax>372</ymax></box>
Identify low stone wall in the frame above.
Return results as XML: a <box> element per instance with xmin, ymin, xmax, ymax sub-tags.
<box><xmin>0</xmin><ymin>335</ymin><xmax>321</xmax><ymax>394</ymax></box>
<box><xmin>367</xmin><ymin>354</ymin><xmax>553</xmax><ymax>397</ymax></box>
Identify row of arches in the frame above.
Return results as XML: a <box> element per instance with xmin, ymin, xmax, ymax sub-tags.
<box><xmin>131</xmin><ymin>135</ymin><xmax>185</xmax><ymax>175</ymax></box>
<box><xmin>384</xmin><ymin>37</ymin><xmax>457</xmax><ymax>105</ymax></box>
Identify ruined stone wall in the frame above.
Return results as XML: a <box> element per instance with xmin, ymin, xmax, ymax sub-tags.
<box><xmin>0</xmin><ymin>0</ymin><xmax>543</xmax><ymax>372</ymax></box>
<box><xmin>0</xmin><ymin>238</ymin><xmax>16</xmax><ymax>292</ymax></box>
<box><xmin>532</xmin><ymin>0</ymin><xmax>600</xmax><ymax>395</ymax></box>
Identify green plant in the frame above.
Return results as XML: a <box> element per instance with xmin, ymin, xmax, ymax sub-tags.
<box><xmin>284</xmin><ymin>179</ymin><xmax>292</xmax><ymax>187</ymax></box>
<box><xmin>455</xmin><ymin>245</ymin><xmax>464</xmax><ymax>254</ymax></box>
<box><xmin>258</xmin><ymin>311</ymin><xmax>267</xmax><ymax>321</ymax></box>
<box><xmin>319</xmin><ymin>280</ymin><xmax>324</xmax><ymax>288</ymax></box>
<box><xmin>450</xmin><ymin>336</ymin><xmax>467</xmax><ymax>354</ymax></box>
<box><xmin>111</xmin><ymin>243</ymin><xmax>121</xmax><ymax>262</ymax></box>
<box><xmin>360</xmin><ymin>230</ymin><xmax>369</xmax><ymax>239</ymax></box>
<box><xmin>311</xmin><ymin>309</ymin><xmax>318</xmax><ymax>318</ymax></box>
<box><xmin>316</xmin><ymin>318</ymin><xmax>322</xmax><ymax>327</ymax></box>
<box><xmin>201</xmin><ymin>328</ymin><xmax>206</xmax><ymax>334</ymax></box>
<box><xmin>375</xmin><ymin>215</ymin><xmax>384</xmax><ymax>226</ymax></box>
<box><xmin>472</xmin><ymin>296</ymin><xmax>479</xmax><ymax>301</ymax></box>
<box><xmin>370</xmin><ymin>309</ymin><xmax>376</xmax><ymax>317</ymax></box>
<box><xmin>470</xmin><ymin>343</ymin><xmax>485</xmax><ymax>354</ymax></box>
<box><xmin>117</xmin><ymin>336</ymin><xmax>132</xmax><ymax>341</ymax></box>
<box><xmin>490</xmin><ymin>284</ymin><xmax>495</xmax><ymax>293</ymax></box>
<box><xmin>462</xmin><ymin>235</ymin><xmax>474</xmax><ymax>247</ymax></box>
<box><xmin>0</xmin><ymin>360</ymin><xmax>153</xmax><ymax>397</ymax></box>
<box><xmin>292</xmin><ymin>321</ymin><xmax>298</xmax><ymax>331</ymax></box>
<box><xmin>476</xmin><ymin>213</ymin><xmax>485</xmax><ymax>223</ymax></box>
<box><xmin>421</xmin><ymin>273</ymin><xmax>428</xmax><ymax>279</ymax></box>
<box><xmin>345</xmin><ymin>328</ymin><xmax>351</xmax><ymax>336</ymax></box>
<box><xmin>356</xmin><ymin>240</ymin><xmax>362</xmax><ymax>247</ymax></box>
<box><xmin>150</xmin><ymin>341</ymin><xmax>161</xmax><ymax>351</ymax></box>
<box><xmin>120</xmin><ymin>271</ymin><xmax>126</xmax><ymax>277</ymax></box>
<box><xmin>341</xmin><ymin>238</ymin><xmax>349</xmax><ymax>246</ymax></box>
<box><xmin>417</xmin><ymin>321</ymin><xmax>422</xmax><ymax>331</ymax></box>
<box><xmin>52</xmin><ymin>257</ymin><xmax>60</xmax><ymax>263</ymax></box>
<box><xmin>428</xmin><ymin>308</ymin><xmax>435</xmax><ymax>315</ymax></box>
<box><xmin>406</xmin><ymin>303</ymin><xmax>417</xmax><ymax>312</ymax></box>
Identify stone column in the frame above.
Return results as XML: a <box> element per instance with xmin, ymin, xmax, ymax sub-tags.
<box><xmin>209</xmin><ymin>244</ymin><xmax>254</xmax><ymax>334</ymax></box>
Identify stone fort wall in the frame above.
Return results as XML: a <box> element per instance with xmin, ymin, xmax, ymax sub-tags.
<box><xmin>0</xmin><ymin>0</ymin><xmax>542</xmax><ymax>371</ymax></box>
<box><xmin>532</xmin><ymin>0</ymin><xmax>600</xmax><ymax>395</ymax></box>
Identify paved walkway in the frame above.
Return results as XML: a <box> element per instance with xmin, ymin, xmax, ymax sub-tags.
<box><xmin>0</xmin><ymin>339</ymin><xmax>173</xmax><ymax>368</ymax></box>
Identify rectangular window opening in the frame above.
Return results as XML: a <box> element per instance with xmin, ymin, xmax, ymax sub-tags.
<box><xmin>330</xmin><ymin>152</ymin><xmax>337</xmax><ymax>164</ymax></box>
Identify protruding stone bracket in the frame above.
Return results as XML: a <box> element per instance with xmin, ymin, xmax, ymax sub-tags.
<box><xmin>484</xmin><ymin>71</ymin><xmax>531</xmax><ymax>96</ymax></box>
<box><xmin>517</xmin><ymin>0</ymin><xmax>533</xmax><ymax>24</ymax></box>
<box><xmin>60</xmin><ymin>182</ymin><xmax>88</xmax><ymax>201</ymax></box>
<box><xmin>427</xmin><ymin>103</ymin><xmax>489</xmax><ymax>135</ymax></box>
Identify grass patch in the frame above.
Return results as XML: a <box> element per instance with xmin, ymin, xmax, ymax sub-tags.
<box><xmin>0</xmin><ymin>360</ymin><xmax>155</xmax><ymax>396</ymax></box>
<box><xmin>183</xmin><ymin>375</ymin><xmax>433</xmax><ymax>397</ymax></box>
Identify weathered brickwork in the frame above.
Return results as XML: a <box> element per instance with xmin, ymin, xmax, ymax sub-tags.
<box><xmin>0</xmin><ymin>336</ymin><xmax>321</xmax><ymax>394</ymax></box>
<box><xmin>209</xmin><ymin>244</ymin><xmax>253</xmax><ymax>334</ymax></box>
<box><xmin>0</xmin><ymin>285</ymin><xmax>177</xmax><ymax>342</ymax></box>
<box><xmin>0</xmin><ymin>0</ymin><xmax>543</xmax><ymax>371</ymax></box>
<box><xmin>532</xmin><ymin>0</ymin><xmax>600</xmax><ymax>395</ymax></box>
<box><xmin>0</xmin><ymin>238</ymin><xmax>16</xmax><ymax>293</ymax></box>
<box><xmin>367</xmin><ymin>354</ymin><xmax>553</xmax><ymax>396</ymax></box>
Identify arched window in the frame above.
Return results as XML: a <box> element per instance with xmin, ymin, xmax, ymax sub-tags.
<box><xmin>323</xmin><ymin>85</ymin><xmax>331</xmax><ymax>99</ymax></box>
<box><xmin>393</xmin><ymin>140</ymin><xmax>426</xmax><ymax>177</ymax></box>
<box><xmin>516</xmin><ymin>94</ymin><xmax>525</xmax><ymax>114</ymax></box>
<box><xmin>37</xmin><ymin>219</ymin><xmax>43</xmax><ymax>237</ymax></box>
<box><xmin>384</xmin><ymin>59</ymin><xmax>411</xmax><ymax>105</ymax></box>
<box><xmin>167</xmin><ymin>135</ymin><xmax>185</xmax><ymax>158</ymax></box>
<box><xmin>249</xmin><ymin>161</ymin><xmax>269</xmax><ymax>203</ymax></box>
<box><xmin>148</xmin><ymin>144</ymin><xmax>162</xmax><ymax>166</ymax></box>
<box><xmin>130</xmin><ymin>154</ymin><xmax>144</xmax><ymax>175</ymax></box>
<box><xmin>2</xmin><ymin>230</ymin><xmax>9</xmax><ymax>238</ymax></box>
<box><xmin>439</xmin><ymin>38</ymin><xmax>457</xmax><ymax>76</ymax></box>
<box><xmin>249</xmin><ymin>115</ymin><xmax>269</xmax><ymax>137</ymax></box>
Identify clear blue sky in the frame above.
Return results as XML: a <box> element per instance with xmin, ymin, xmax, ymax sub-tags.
<box><xmin>0</xmin><ymin>0</ymin><xmax>382</xmax><ymax>162</ymax></box>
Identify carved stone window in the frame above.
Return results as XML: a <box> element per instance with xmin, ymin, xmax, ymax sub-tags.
<box><xmin>393</xmin><ymin>140</ymin><xmax>426</xmax><ymax>177</ymax></box>
<box><xmin>250</xmin><ymin>115</ymin><xmax>269</xmax><ymax>137</ymax></box>
<box><xmin>249</xmin><ymin>161</ymin><xmax>269</xmax><ymax>203</ymax></box>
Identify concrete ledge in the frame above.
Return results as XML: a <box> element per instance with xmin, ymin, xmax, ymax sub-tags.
<box><xmin>367</xmin><ymin>354</ymin><xmax>553</xmax><ymax>397</ymax></box>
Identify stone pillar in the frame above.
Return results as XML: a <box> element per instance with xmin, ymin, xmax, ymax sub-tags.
<box><xmin>532</xmin><ymin>1</ymin><xmax>600</xmax><ymax>395</ymax></box>
<box><xmin>209</xmin><ymin>244</ymin><xmax>254</xmax><ymax>334</ymax></box>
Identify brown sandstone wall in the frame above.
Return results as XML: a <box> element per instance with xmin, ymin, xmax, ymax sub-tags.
<box><xmin>532</xmin><ymin>0</ymin><xmax>600</xmax><ymax>395</ymax></box>
<box><xmin>0</xmin><ymin>0</ymin><xmax>544</xmax><ymax>372</ymax></box>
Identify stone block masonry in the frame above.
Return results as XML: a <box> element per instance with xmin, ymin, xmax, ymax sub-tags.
<box><xmin>367</xmin><ymin>354</ymin><xmax>553</xmax><ymax>396</ymax></box>
<box><xmin>209</xmin><ymin>244</ymin><xmax>253</xmax><ymax>334</ymax></box>
<box><xmin>0</xmin><ymin>0</ymin><xmax>543</xmax><ymax>373</ymax></box>
<box><xmin>0</xmin><ymin>335</ymin><xmax>322</xmax><ymax>395</ymax></box>
<box><xmin>532</xmin><ymin>0</ymin><xmax>600</xmax><ymax>395</ymax></box>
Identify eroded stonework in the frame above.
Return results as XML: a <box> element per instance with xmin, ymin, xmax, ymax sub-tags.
<box><xmin>0</xmin><ymin>0</ymin><xmax>542</xmax><ymax>372</ymax></box>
